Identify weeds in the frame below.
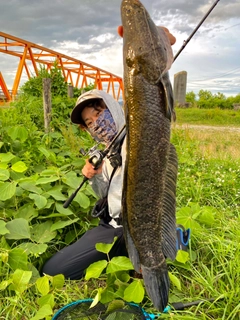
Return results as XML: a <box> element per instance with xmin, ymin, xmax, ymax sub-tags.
<box><xmin>0</xmin><ymin>102</ymin><xmax>240</xmax><ymax>319</ymax></box>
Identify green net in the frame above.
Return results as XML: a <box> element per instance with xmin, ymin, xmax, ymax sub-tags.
<box><xmin>52</xmin><ymin>300</ymin><xmax>151</xmax><ymax>320</ymax></box>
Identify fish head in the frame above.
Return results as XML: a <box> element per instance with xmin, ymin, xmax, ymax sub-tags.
<box><xmin>121</xmin><ymin>0</ymin><xmax>173</xmax><ymax>84</ymax></box>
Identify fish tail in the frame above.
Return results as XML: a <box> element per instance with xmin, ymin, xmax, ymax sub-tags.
<box><xmin>141</xmin><ymin>264</ymin><xmax>170</xmax><ymax>312</ymax></box>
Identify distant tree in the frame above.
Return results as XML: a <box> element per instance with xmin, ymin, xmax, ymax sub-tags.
<box><xmin>20</xmin><ymin>61</ymin><xmax>68</xmax><ymax>97</ymax></box>
<box><xmin>186</xmin><ymin>91</ymin><xmax>196</xmax><ymax>104</ymax></box>
<box><xmin>198</xmin><ymin>90</ymin><xmax>213</xmax><ymax>101</ymax></box>
<box><xmin>214</xmin><ymin>92</ymin><xmax>226</xmax><ymax>100</ymax></box>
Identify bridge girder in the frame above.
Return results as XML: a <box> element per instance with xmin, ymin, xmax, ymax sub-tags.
<box><xmin>0</xmin><ymin>31</ymin><xmax>123</xmax><ymax>101</ymax></box>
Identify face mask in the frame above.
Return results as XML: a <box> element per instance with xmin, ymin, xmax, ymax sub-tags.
<box><xmin>88</xmin><ymin>109</ymin><xmax>117</xmax><ymax>145</ymax></box>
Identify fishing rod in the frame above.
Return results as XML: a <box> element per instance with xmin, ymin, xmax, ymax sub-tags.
<box><xmin>63</xmin><ymin>0</ymin><xmax>220</xmax><ymax>208</ymax></box>
<box><xmin>174</xmin><ymin>0</ymin><xmax>220</xmax><ymax>61</ymax></box>
<box><xmin>63</xmin><ymin>125</ymin><xmax>126</xmax><ymax>208</ymax></box>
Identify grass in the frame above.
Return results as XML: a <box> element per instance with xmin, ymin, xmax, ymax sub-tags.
<box><xmin>175</xmin><ymin>107</ymin><xmax>240</xmax><ymax>127</ymax></box>
<box><xmin>167</xmin><ymin>124</ymin><xmax>240</xmax><ymax>319</ymax></box>
<box><xmin>171</xmin><ymin>125</ymin><xmax>240</xmax><ymax>160</ymax></box>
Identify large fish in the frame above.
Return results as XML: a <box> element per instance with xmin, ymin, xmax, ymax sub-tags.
<box><xmin>121</xmin><ymin>0</ymin><xmax>178</xmax><ymax>312</ymax></box>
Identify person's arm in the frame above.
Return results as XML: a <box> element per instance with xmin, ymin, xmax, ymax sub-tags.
<box><xmin>82</xmin><ymin>160</ymin><xmax>109</xmax><ymax>198</ymax></box>
<box><xmin>117</xmin><ymin>25</ymin><xmax>176</xmax><ymax>45</ymax></box>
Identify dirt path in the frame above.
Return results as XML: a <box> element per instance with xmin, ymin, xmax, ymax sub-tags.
<box><xmin>173</xmin><ymin>123</ymin><xmax>240</xmax><ymax>133</ymax></box>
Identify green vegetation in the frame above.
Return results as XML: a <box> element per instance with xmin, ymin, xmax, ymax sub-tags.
<box><xmin>175</xmin><ymin>107</ymin><xmax>240</xmax><ymax>127</ymax></box>
<box><xmin>0</xmin><ymin>79</ymin><xmax>239</xmax><ymax>319</ymax></box>
<box><xmin>186</xmin><ymin>90</ymin><xmax>240</xmax><ymax>109</ymax></box>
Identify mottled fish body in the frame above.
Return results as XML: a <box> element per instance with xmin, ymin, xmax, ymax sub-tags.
<box><xmin>121</xmin><ymin>0</ymin><xmax>178</xmax><ymax>311</ymax></box>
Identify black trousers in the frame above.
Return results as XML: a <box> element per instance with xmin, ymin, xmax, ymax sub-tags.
<box><xmin>42</xmin><ymin>220</ymin><xmax>128</xmax><ymax>280</ymax></box>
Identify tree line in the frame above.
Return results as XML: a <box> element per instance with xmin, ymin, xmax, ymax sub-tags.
<box><xmin>186</xmin><ymin>90</ymin><xmax>240</xmax><ymax>109</ymax></box>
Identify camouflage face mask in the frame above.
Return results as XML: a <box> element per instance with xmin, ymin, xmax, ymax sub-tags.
<box><xmin>88</xmin><ymin>108</ymin><xmax>117</xmax><ymax>145</ymax></box>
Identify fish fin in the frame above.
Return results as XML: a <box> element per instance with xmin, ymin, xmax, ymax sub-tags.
<box><xmin>162</xmin><ymin>143</ymin><xmax>178</xmax><ymax>260</ymax></box>
<box><xmin>125</xmin><ymin>227</ymin><xmax>141</xmax><ymax>273</ymax></box>
<box><xmin>161</xmin><ymin>72</ymin><xmax>176</xmax><ymax>122</ymax></box>
<box><xmin>141</xmin><ymin>264</ymin><xmax>170</xmax><ymax>312</ymax></box>
<box><xmin>122</xmin><ymin>158</ymin><xmax>141</xmax><ymax>273</ymax></box>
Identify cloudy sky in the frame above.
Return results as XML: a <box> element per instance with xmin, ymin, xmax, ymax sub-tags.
<box><xmin>0</xmin><ymin>0</ymin><xmax>240</xmax><ymax>97</ymax></box>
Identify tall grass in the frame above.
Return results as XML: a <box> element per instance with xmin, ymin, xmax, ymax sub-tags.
<box><xmin>168</xmin><ymin>126</ymin><xmax>240</xmax><ymax>320</ymax></box>
<box><xmin>175</xmin><ymin>107</ymin><xmax>240</xmax><ymax>127</ymax></box>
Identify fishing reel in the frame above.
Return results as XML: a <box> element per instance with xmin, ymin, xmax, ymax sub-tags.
<box><xmin>80</xmin><ymin>145</ymin><xmax>106</xmax><ymax>170</ymax></box>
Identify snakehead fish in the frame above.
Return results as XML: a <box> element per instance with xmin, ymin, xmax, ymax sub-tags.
<box><xmin>121</xmin><ymin>0</ymin><xmax>178</xmax><ymax>312</ymax></box>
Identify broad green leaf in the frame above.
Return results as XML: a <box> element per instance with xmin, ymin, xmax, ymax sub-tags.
<box><xmin>0</xmin><ymin>162</ymin><xmax>8</xmax><ymax>169</ymax></box>
<box><xmin>115</xmin><ymin>283</ymin><xmax>128</xmax><ymax>299</ymax></box>
<box><xmin>0</xmin><ymin>152</ymin><xmax>16</xmax><ymax>163</ymax></box>
<box><xmin>118</xmin><ymin>272</ymin><xmax>131</xmax><ymax>283</ymax></box>
<box><xmin>169</xmin><ymin>271</ymin><xmax>181</xmax><ymax>290</ymax></box>
<box><xmin>16</xmin><ymin>204</ymin><xmax>39</xmax><ymax>221</ymax></box>
<box><xmin>0</xmin><ymin>251</ymin><xmax>8</xmax><ymax>263</ymax></box>
<box><xmin>198</xmin><ymin>206</ymin><xmax>216</xmax><ymax>226</ymax></box>
<box><xmin>176</xmin><ymin>250</ymin><xmax>190</xmax><ymax>264</ymax></box>
<box><xmin>96</xmin><ymin>237</ymin><xmax>118</xmax><ymax>254</ymax></box>
<box><xmin>50</xmin><ymin>218</ymin><xmax>79</xmax><ymax>232</ymax></box>
<box><xmin>85</xmin><ymin>183</ymin><xmax>98</xmax><ymax>198</ymax></box>
<box><xmin>106</xmin><ymin>257</ymin><xmax>134</xmax><ymax>274</ymax></box>
<box><xmin>90</xmin><ymin>288</ymin><xmax>102</xmax><ymax>308</ymax></box>
<box><xmin>10</xmin><ymin>171</ymin><xmax>25</xmax><ymax>180</ymax></box>
<box><xmin>106</xmin><ymin>300</ymin><xmax>125</xmax><ymax>315</ymax></box>
<box><xmin>31</xmin><ymin>222</ymin><xmax>57</xmax><ymax>243</ymax></box>
<box><xmin>11</xmin><ymin>161</ymin><xmax>28</xmax><ymax>173</ymax></box>
<box><xmin>63</xmin><ymin>172</ymin><xmax>83</xmax><ymax>189</ymax></box>
<box><xmin>37</xmin><ymin>293</ymin><xmax>55</xmax><ymax>308</ymax></box>
<box><xmin>18</xmin><ymin>181</ymin><xmax>42</xmax><ymax>194</ymax></box>
<box><xmin>124</xmin><ymin>280</ymin><xmax>144</xmax><ymax>303</ymax></box>
<box><xmin>0</xmin><ymin>181</ymin><xmax>17</xmax><ymax>201</ymax></box>
<box><xmin>8</xmin><ymin>248</ymin><xmax>28</xmax><ymax>271</ymax></box>
<box><xmin>0</xmin><ymin>220</ymin><xmax>10</xmax><ymax>235</ymax></box>
<box><xmin>46</xmin><ymin>186</ymin><xmax>66</xmax><ymax>201</ymax></box>
<box><xmin>0</xmin><ymin>279</ymin><xmax>13</xmax><ymax>291</ymax></box>
<box><xmin>29</xmin><ymin>193</ymin><xmax>48</xmax><ymax>209</ymax></box>
<box><xmin>36</xmin><ymin>176</ymin><xmax>59</xmax><ymax>185</ymax></box>
<box><xmin>100</xmin><ymin>288</ymin><xmax>118</xmax><ymax>304</ymax></box>
<box><xmin>85</xmin><ymin>260</ymin><xmax>108</xmax><ymax>280</ymax></box>
<box><xmin>0</xmin><ymin>168</ymin><xmax>10</xmax><ymax>181</ymax></box>
<box><xmin>74</xmin><ymin>191</ymin><xmax>90</xmax><ymax>209</ymax></box>
<box><xmin>7</xmin><ymin>126</ymin><xmax>28</xmax><ymax>142</ymax></box>
<box><xmin>0</xmin><ymin>236</ymin><xmax>10</xmax><ymax>250</ymax></box>
<box><xmin>176</xmin><ymin>206</ymin><xmax>202</xmax><ymax>231</ymax></box>
<box><xmin>36</xmin><ymin>276</ymin><xmax>50</xmax><ymax>296</ymax></box>
<box><xmin>71</xmin><ymin>158</ymin><xmax>85</xmax><ymax>167</ymax></box>
<box><xmin>52</xmin><ymin>274</ymin><xmax>65</xmax><ymax>289</ymax></box>
<box><xmin>40</xmin><ymin>168</ymin><xmax>60</xmax><ymax>176</ymax></box>
<box><xmin>18</xmin><ymin>243</ymin><xmax>48</xmax><ymax>255</ymax></box>
<box><xmin>38</xmin><ymin>146</ymin><xmax>51</xmax><ymax>158</ymax></box>
<box><xmin>55</xmin><ymin>202</ymin><xmax>74</xmax><ymax>216</ymax></box>
<box><xmin>31</xmin><ymin>304</ymin><xmax>53</xmax><ymax>320</ymax></box>
<box><xmin>12</xmin><ymin>269</ymin><xmax>32</xmax><ymax>293</ymax></box>
<box><xmin>0</xmin><ymin>141</ymin><xmax>3</xmax><ymax>149</ymax></box>
<box><xmin>5</xmin><ymin>218</ymin><xmax>30</xmax><ymax>240</ymax></box>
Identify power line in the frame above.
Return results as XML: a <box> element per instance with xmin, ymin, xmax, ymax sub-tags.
<box><xmin>189</xmin><ymin>66</ymin><xmax>240</xmax><ymax>82</ymax></box>
<box><xmin>224</xmin><ymin>22</ymin><xmax>240</xmax><ymax>31</ymax></box>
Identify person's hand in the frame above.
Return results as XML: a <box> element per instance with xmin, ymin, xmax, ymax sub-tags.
<box><xmin>117</xmin><ymin>25</ymin><xmax>176</xmax><ymax>46</ymax></box>
<box><xmin>82</xmin><ymin>159</ymin><xmax>103</xmax><ymax>179</ymax></box>
<box><xmin>160</xmin><ymin>26</ymin><xmax>176</xmax><ymax>45</ymax></box>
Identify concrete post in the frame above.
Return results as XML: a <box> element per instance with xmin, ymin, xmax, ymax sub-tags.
<box><xmin>68</xmin><ymin>84</ymin><xmax>74</xmax><ymax>98</ymax></box>
<box><xmin>43</xmin><ymin>78</ymin><xmax>52</xmax><ymax>133</ymax></box>
<box><xmin>173</xmin><ymin>71</ymin><xmax>187</xmax><ymax>105</ymax></box>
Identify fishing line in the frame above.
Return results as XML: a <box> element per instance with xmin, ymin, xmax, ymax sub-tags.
<box><xmin>174</xmin><ymin>0</ymin><xmax>220</xmax><ymax>61</ymax></box>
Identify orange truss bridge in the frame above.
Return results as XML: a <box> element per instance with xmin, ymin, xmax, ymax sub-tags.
<box><xmin>0</xmin><ymin>31</ymin><xmax>123</xmax><ymax>101</ymax></box>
